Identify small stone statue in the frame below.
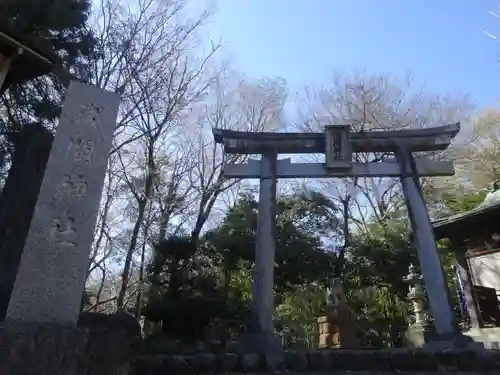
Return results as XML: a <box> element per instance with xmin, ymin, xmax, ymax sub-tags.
<box><xmin>319</xmin><ymin>278</ymin><xmax>359</xmax><ymax>348</ymax></box>
<box><xmin>326</xmin><ymin>278</ymin><xmax>345</xmax><ymax>307</ymax></box>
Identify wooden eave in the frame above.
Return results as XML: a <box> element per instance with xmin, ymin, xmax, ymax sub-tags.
<box><xmin>0</xmin><ymin>21</ymin><xmax>62</xmax><ymax>91</ymax></box>
<box><xmin>432</xmin><ymin>203</ymin><xmax>500</xmax><ymax>241</ymax></box>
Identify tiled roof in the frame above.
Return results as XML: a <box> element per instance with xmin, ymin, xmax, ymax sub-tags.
<box><xmin>432</xmin><ymin>184</ymin><xmax>500</xmax><ymax>229</ymax></box>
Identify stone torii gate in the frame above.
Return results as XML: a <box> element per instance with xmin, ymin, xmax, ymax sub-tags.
<box><xmin>213</xmin><ymin>123</ymin><xmax>460</xmax><ymax>351</ymax></box>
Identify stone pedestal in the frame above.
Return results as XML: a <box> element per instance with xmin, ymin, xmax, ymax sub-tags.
<box><xmin>317</xmin><ymin>304</ymin><xmax>359</xmax><ymax>349</ymax></box>
<box><xmin>405</xmin><ymin>323</ymin><xmax>437</xmax><ymax>348</ymax></box>
<box><xmin>405</xmin><ymin>323</ymin><xmax>484</xmax><ymax>351</ymax></box>
<box><xmin>0</xmin><ymin>323</ymin><xmax>133</xmax><ymax>374</ymax></box>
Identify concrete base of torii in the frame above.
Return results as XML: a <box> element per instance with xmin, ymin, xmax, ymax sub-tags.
<box><xmin>229</xmin><ymin>331</ymin><xmax>284</xmax><ymax>369</ymax></box>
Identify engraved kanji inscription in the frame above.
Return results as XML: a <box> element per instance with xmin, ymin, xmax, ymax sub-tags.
<box><xmin>55</xmin><ymin>174</ymin><xmax>88</xmax><ymax>198</ymax></box>
<box><xmin>74</xmin><ymin>103</ymin><xmax>103</xmax><ymax>130</ymax></box>
<box><xmin>332</xmin><ymin>132</ymin><xmax>342</xmax><ymax>160</ymax></box>
<box><xmin>49</xmin><ymin>217</ymin><xmax>77</xmax><ymax>248</ymax></box>
<box><xmin>68</xmin><ymin>138</ymin><xmax>94</xmax><ymax>164</ymax></box>
<box><xmin>324</xmin><ymin>125</ymin><xmax>352</xmax><ymax>169</ymax></box>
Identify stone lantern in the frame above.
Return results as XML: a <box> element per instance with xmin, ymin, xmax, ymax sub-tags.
<box><xmin>403</xmin><ymin>264</ymin><xmax>428</xmax><ymax>326</ymax></box>
<box><xmin>403</xmin><ymin>264</ymin><xmax>434</xmax><ymax>348</ymax></box>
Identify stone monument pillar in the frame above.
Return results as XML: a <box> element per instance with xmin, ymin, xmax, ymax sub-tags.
<box><xmin>317</xmin><ymin>278</ymin><xmax>359</xmax><ymax>349</ymax></box>
<box><xmin>6</xmin><ymin>82</ymin><xmax>119</xmax><ymax>323</ymax></box>
<box><xmin>0</xmin><ymin>82</ymin><xmax>134</xmax><ymax>375</ymax></box>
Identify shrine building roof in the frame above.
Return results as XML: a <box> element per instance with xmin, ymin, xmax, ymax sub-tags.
<box><xmin>0</xmin><ymin>20</ymin><xmax>63</xmax><ymax>92</ymax></box>
<box><xmin>432</xmin><ymin>181</ymin><xmax>500</xmax><ymax>240</ymax></box>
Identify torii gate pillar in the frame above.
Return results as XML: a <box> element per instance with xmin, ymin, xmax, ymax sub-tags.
<box><xmin>254</xmin><ymin>151</ymin><xmax>277</xmax><ymax>335</ymax></box>
<box><xmin>232</xmin><ymin>151</ymin><xmax>284</xmax><ymax>364</ymax></box>
<box><xmin>397</xmin><ymin>147</ymin><xmax>455</xmax><ymax>337</ymax></box>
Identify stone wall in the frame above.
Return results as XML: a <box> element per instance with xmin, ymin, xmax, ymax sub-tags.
<box><xmin>4</xmin><ymin>324</ymin><xmax>500</xmax><ymax>374</ymax></box>
<box><xmin>0</xmin><ymin>324</ymin><xmax>133</xmax><ymax>375</ymax></box>
<box><xmin>131</xmin><ymin>349</ymin><xmax>500</xmax><ymax>374</ymax></box>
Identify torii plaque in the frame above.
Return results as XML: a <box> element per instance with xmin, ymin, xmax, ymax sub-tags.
<box><xmin>213</xmin><ymin>123</ymin><xmax>460</xmax><ymax>352</ymax></box>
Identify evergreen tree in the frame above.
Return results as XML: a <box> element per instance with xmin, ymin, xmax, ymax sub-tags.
<box><xmin>0</xmin><ymin>0</ymin><xmax>95</xmax><ymax>176</ymax></box>
<box><xmin>142</xmin><ymin>236</ymin><xmax>226</xmax><ymax>341</ymax></box>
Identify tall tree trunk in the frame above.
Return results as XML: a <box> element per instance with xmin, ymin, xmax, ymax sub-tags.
<box><xmin>134</xmin><ymin>238</ymin><xmax>147</xmax><ymax>318</ymax></box>
<box><xmin>335</xmin><ymin>197</ymin><xmax>350</xmax><ymax>280</ymax></box>
<box><xmin>116</xmin><ymin>198</ymin><xmax>148</xmax><ymax>311</ymax></box>
<box><xmin>117</xmin><ymin>145</ymin><xmax>155</xmax><ymax>312</ymax></box>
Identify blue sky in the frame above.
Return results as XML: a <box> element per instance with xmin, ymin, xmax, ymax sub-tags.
<box><xmin>205</xmin><ymin>0</ymin><xmax>500</xmax><ymax>109</ymax></box>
